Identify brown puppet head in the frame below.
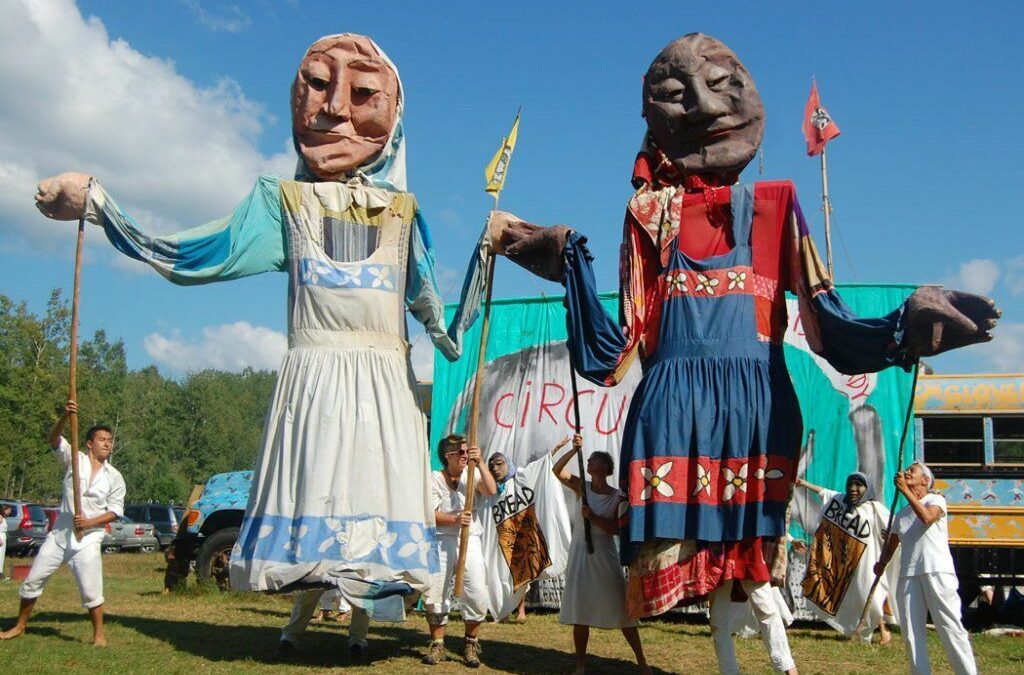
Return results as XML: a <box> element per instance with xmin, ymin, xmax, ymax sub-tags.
<box><xmin>643</xmin><ymin>33</ymin><xmax>764</xmax><ymax>178</ymax></box>
<box><xmin>291</xmin><ymin>34</ymin><xmax>401</xmax><ymax>181</ymax></box>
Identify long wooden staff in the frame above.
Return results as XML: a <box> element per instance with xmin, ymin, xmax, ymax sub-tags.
<box><xmin>453</xmin><ymin>248</ymin><xmax>496</xmax><ymax>597</ymax></box>
<box><xmin>68</xmin><ymin>186</ymin><xmax>91</xmax><ymax>543</ymax></box>
<box><xmin>568</xmin><ymin>365</ymin><xmax>594</xmax><ymax>554</ymax></box>
<box><xmin>850</xmin><ymin>361</ymin><xmax>920</xmax><ymax>638</ymax></box>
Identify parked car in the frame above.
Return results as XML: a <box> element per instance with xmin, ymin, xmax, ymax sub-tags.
<box><xmin>124</xmin><ymin>503</ymin><xmax>185</xmax><ymax>549</ymax></box>
<box><xmin>0</xmin><ymin>500</ymin><xmax>49</xmax><ymax>556</ymax></box>
<box><xmin>174</xmin><ymin>471</ymin><xmax>251</xmax><ymax>590</ymax></box>
<box><xmin>101</xmin><ymin>516</ymin><xmax>159</xmax><ymax>554</ymax></box>
<box><xmin>41</xmin><ymin>506</ymin><xmax>59</xmax><ymax>532</ymax></box>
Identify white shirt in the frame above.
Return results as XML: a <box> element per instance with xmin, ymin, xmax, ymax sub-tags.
<box><xmin>893</xmin><ymin>492</ymin><xmax>956</xmax><ymax>577</ymax></box>
<box><xmin>431</xmin><ymin>468</ymin><xmax>484</xmax><ymax>538</ymax></box>
<box><xmin>54</xmin><ymin>436</ymin><xmax>126</xmax><ymax>535</ymax></box>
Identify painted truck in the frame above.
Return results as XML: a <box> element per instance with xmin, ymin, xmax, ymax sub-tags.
<box><xmin>914</xmin><ymin>373</ymin><xmax>1024</xmax><ymax>602</ymax></box>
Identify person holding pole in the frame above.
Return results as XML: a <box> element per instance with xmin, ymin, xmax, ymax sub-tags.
<box><xmin>874</xmin><ymin>462</ymin><xmax>977</xmax><ymax>675</ymax></box>
<box><xmin>553</xmin><ymin>436</ymin><xmax>650</xmax><ymax>675</ymax></box>
<box><xmin>422</xmin><ymin>433</ymin><xmax>496</xmax><ymax>668</ymax></box>
<box><xmin>0</xmin><ymin>401</ymin><xmax>125</xmax><ymax>646</ymax></box>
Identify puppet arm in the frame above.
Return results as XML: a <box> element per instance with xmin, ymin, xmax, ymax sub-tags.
<box><xmin>405</xmin><ymin>210</ymin><xmax>486</xmax><ymax>361</ymax></box>
<box><xmin>561</xmin><ymin>213</ymin><xmax>658</xmax><ymax>386</ymax></box>
<box><xmin>86</xmin><ymin>175</ymin><xmax>286</xmax><ymax>285</ymax></box>
<box><xmin>785</xmin><ymin>186</ymin><xmax>998</xmax><ymax>374</ymax></box>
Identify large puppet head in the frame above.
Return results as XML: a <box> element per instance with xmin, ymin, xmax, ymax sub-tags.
<box><xmin>291</xmin><ymin>34</ymin><xmax>405</xmax><ymax>188</ymax></box>
<box><xmin>642</xmin><ymin>33</ymin><xmax>764</xmax><ymax>177</ymax></box>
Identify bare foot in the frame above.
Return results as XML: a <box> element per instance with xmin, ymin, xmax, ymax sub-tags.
<box><xmin>93</xmin><ymin>635</ymin><xmax>108</xmax><ymax>647</ymax></box>
<box><xmin>879</xmin><ymin>628</ymin><xmax>892</xmax><ymax>645</ymax></box>
<box><xmin>0</xmin><ymin>625</ymin><xmax>25</xmax><ymax>640</ymax></box>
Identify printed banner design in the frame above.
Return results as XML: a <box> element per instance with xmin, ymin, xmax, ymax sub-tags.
<box><xmin>800</xmin><ymin>490</ymin><xmax>897</xmax><ymax>638</ymax></box>
<box><xmin>481</xmin><ymin>454</ymin><xmax>570</xmax><ymax>620</ymax></box>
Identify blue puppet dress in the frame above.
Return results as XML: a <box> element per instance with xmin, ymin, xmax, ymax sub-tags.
<box><xmin>562</xmin><ymin>165</ymin><xmax>914</xmax><ymax>617</ymax></box>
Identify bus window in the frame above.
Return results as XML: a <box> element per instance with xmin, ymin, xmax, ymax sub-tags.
<box><xmin>921</xmin><ymin>415</ymin><xmax>985</xmax><ymax>465</ymax></box>
<box><xmin>992</xmin><ymin>416</ymin><xmax>1024</xmax><ymax>465</ymax></box>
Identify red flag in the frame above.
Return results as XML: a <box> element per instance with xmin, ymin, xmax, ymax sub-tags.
<box><xmin>802</xmin><ymin>81</ymin><xmax>840</xmax><ymax>156</ymax></box>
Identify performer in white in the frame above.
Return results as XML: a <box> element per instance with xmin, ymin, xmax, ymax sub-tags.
<box><xmin>0</xmin><ymin>401</ymin><xmax>125</xmax><ymax>646</ymax></box>
<box><xmin>795</xmin><ymin>473</ymin><xmax>895</xmax><ymax>643</ymax></box>
<box><xmin>479</xmin><ymin>445</ymin><xmax>571</xmax><ymax>622</ymax></box>
<box><xmin>876</xmin><ymin>462</ymin><xmax>977</xmax><ymax>675</ymax></box>
<box><xmin>554</xmin><ymin>436</ymin><xmax>650</xmax><ymax>675</ymax></box>
<box><xmin>279</xmin><ymin>588</ymin><xmax>365</xmax><ymax>657</ymax></box>
<box><xmin>423</xmin><ymin>434</ymin><xmax>497</xmax><ymax>668</ymax></box>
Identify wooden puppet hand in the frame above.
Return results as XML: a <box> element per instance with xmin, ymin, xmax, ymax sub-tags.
<box><xmin>487</xmin><ymin>210</ymin><xmax>572</xmax><ymax>282</ymax></box>
<box><xmin>904</xmin><ymin>286</ymin><xmax>1000</xmax><ymax>357</ymax></box>
<box><xmin>35</xmin><ymin>172</ymin><xmax>94</xmax><ymax>221</ymax></box>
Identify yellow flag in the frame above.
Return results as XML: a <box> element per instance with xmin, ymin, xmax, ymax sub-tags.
<box><xmin>484</xmin><ymin>112</ymin><xmax>520</xmax><ymax>195</ymax></box>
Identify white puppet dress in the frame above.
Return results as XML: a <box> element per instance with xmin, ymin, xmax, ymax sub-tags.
<box><xmin>80</xmin><ymin>37</ymin><xmax>486</xmax><ymax>616</ymax></box>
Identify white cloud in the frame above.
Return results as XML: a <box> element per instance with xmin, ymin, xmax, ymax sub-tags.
<box><xmin>1004</xmin><ymin>255</ymin><xmax>1024</xmax><ymax>296</ymax></box>
<box><xmin>961</xmin><ymin>322</ymin><xmax>1024</xmax><ymax>373</ymax></box>
<box><xmin>0</xmin><ymin>0</ymin><xmax>294</xmax><ymax>255</ymax></box>
<box><xmin>946</xmin><ymin>258</ymin><xmax>1000</xmax><ymax>295</ymax></box>
<box><xmin>179</xmin><ymin>0</ymin><xmax>251</xmax><ymax>33</ymax></box>
<box><xmin>144</xmin><ymin>321</ymin><xmax>287</xmax><ymax>374</ymax></box>
<box><xmin>408</xmin><ymin>332</ymin><xmax>435</xmax><ymax>381</ymax></box>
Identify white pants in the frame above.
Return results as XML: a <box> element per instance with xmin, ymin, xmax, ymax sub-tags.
<box><xmin>282</xmin><ymin>589</ymin><xmax>369</xmax><ymax>647</ymax></box>
<box><xmin>20</xmin><ymin>529</ymin><xmax>104</xmax><ymax>609</ymax></box>
<box><xmin>319</xmin><ymin>588</ymin><xmax>352</xmax><ymax>613</ymax></box>
<box><xmin>423</xmin><ymin>534</ymin><xmax>487</xmax><ymax>625</ymax></box>
<box><xmin>0</xmin><ymin>532</ymin><xmax>7</xmax><ymax>577</ymax></box>
<box><xmin>709</xmin><ymin>581</ymin><xmax>795</xmax><ymax>674</ymax></box>
<box><xmin>897</xmin><ymin>573</ymin><xmax>977</xmax><ymax>675</ymax></box>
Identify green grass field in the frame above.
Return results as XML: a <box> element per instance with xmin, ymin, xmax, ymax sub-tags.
<box><xmin>0</xmin><ymin>553</ymin><xmax>1021</xmax><ymax>674</ymax></box>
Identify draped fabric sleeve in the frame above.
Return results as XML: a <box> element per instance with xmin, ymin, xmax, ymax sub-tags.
<box><xmin>563</xmin><ymin>213</ymin><xmax>658</xmax><ymax>386</ymax></box>
<box><xmin>404</xmin><ymin>208</ymin><xmax>486</xmax><ymax>362</ymax></box>
<box><xmin>783</xmin><ymin>184</ymin><xmax>914</xmax><ymax>375</ymax></box>
<box><xmin>86</xmin><ymin>175</ymin><xmax>286</xmax><ymax>285</ymax></box>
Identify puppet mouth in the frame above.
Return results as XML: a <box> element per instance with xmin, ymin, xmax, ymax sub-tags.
<box><xmin>299</xmin><ymin>129</ymin><xmax>389</xmax><ymax>149</ymax></box>
<box><xmin>698</xmin><ymin>120</ymin><xmax>749</xmax><ymax>141</ymax></box>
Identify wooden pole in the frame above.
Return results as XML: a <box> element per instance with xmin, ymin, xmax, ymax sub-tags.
<box><xmin>851</xmin><ymin>361</ymin><xmax>920</xmax><ymax>638</ymax></box>
<box><xmin>568</xmin><ymin>367</ymin><xmax>594</xmax><ymax>554</ymax></box>
<box><xmin>453</xmin><ymin>201</ymin><xmax>500</xmax><ymax>597</ymax></box>
<box><xmin>68</xmin><ymin>194</ymin><xmax>90</xmax><ymax>543</ymax></box>
<box><xmin>820</xmin><ymin>147</ymin><xmax>835</xmax><ymax>279</ymax></box>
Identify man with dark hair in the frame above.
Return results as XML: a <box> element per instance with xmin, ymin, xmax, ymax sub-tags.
<box><xmin>423</xmin><ymin>433</ymin><xmax>497</xmax><ymax>668</ymax></box>
<box><xmin>0</xmin><ymin>401</ymin><xmax>125</xmax><ymax>646</ymax></box>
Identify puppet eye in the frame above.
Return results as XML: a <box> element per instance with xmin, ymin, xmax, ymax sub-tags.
<box><xmin>353</xmin><ymin>86</ymin><xmax>379</xmax><ymax>97</ymax></box>
<box><xmin>707</xmin><ymin>73</ymin><xmax>729</xmax><ymax>91</ymax></box>
<box><xmin>306</xmin><ymin>75</ymin><xmax>329</xmax><ymax>91</ymax></box>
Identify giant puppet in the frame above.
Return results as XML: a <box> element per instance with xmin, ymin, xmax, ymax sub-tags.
<box><xmin>34</xmin><ymin>34</ymin><xmax>485</xmax><ymax>610</ymax></box>
<box><xmin>490</xmin><ymin>33</ymin><xmax>999</xmax><ymax>672</ymax></box>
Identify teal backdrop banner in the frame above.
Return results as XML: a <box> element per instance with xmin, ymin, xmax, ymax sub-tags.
<box><xmin>429</xmin><ymin>284</ymin><xmax>917</xmax><ymax>539</ymax></box>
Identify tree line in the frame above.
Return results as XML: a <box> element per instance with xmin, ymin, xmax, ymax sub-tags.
<box><xmin>0</xmin><ymin>290</ymin><xmax>275</xmax><ymax>505</ymax></box>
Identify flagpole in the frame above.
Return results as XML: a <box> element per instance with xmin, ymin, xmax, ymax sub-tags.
<box><xmin>820</xmin><ymin>146</ymin><xmax>835</xmax><ymax>279</ymax></box>
<box><xmin>454</xmin><ymin>140</ymin><xmax>509</xmax><ymax>598</ymax></box>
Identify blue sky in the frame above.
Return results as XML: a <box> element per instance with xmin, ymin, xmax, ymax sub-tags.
<box><xmin>1</xmin><ymin>0</ymin><xmax>1022</xmax><ymax>379</ymax></box>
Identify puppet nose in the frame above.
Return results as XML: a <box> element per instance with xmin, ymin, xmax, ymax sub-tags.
<box><xmin>325</xmin><ymin>86</ymin><xmax>351</xmax><ymax>120</ymax></box>
<box><xmin>687</xmin><ymin>81</ymin><xmax>730</xmax><ymax>120</ymax></box>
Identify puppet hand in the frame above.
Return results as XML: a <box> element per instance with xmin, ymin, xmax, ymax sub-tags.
<box><xmin>792</xmin><ymin>540</ymin><xmax>808</xmax><ymax>554</ymax></box>
<box><xmin>488</xmin><ymin>210</ymin><xmax>572</xmax><ymax>282</ymax></box>
<box><xmin>35</xmin><ymin>172</ymin><xmax>94</xmax><ymax>221</ymax></box>
<box><xmin>904</xmin><ymin>286</ymin><xmax>1000</xmax><ymax>357</ymax></box>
